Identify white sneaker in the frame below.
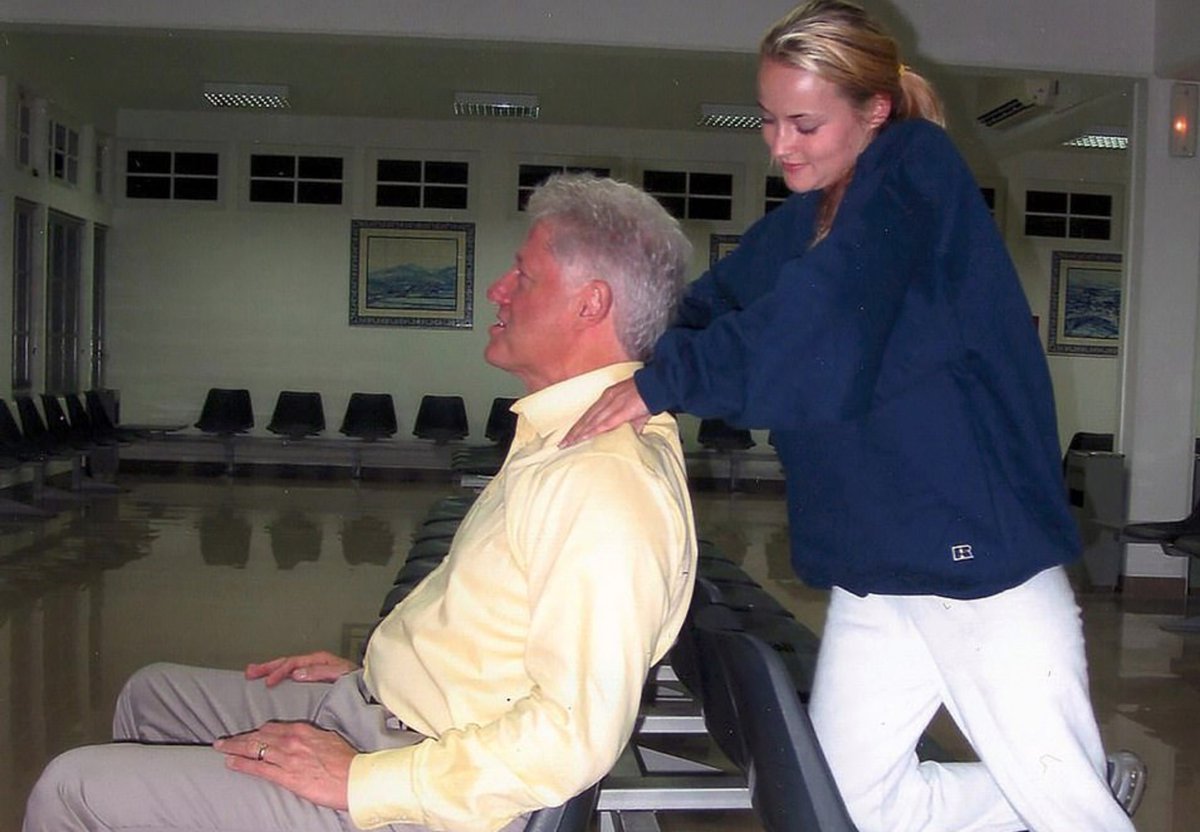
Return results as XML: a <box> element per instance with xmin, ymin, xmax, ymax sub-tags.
<box><xmin>1107</xmin><ymin>750</ymin><xmax>1147</xmax><ymax>816</ymax></box>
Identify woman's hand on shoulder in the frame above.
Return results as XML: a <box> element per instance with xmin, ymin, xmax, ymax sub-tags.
<box><xmin>561</xmin><ymin>378</ymin><xmax>651</xmax><ymax>448</ymax></box>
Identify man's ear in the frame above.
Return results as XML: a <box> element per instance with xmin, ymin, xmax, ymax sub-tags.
<box><xmin>576</xmin><ymin>280</ymin><xmax>613</xmax><ymax>326</ymax></box>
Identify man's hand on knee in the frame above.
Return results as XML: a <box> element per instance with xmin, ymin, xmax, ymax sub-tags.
<box><xmin>245</xmin><ymin>650</ymin><xmax>359</xmax><ymax>686</ymax></box>
<box><xmin>214</xmin><ymin>721</ymin><xmax>356</xmax><ymax>810</ymax></box>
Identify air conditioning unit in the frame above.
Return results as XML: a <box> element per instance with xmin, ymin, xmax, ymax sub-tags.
<box><xmin>975</xmin><ymin>78</ymin><xmax>1059</xmax><ymax>129</ymax></box>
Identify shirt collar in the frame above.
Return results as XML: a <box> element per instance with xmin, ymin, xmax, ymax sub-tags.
<box><xmin>510</xmin><ymin>362</ymin><xmax>642</xmax><ymax>442</ymax></box>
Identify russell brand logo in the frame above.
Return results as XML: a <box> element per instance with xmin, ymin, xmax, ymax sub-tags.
<box><xmin>951</xmin><ymin>544</ymin><xmax>974</xmax><ymax>562</ymax></box>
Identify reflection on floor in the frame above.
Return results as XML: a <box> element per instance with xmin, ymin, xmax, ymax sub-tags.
<box><xmin>1</xmin><ymin>476</ymin><xmax>1197</xmax><ymax>832</ymax></box>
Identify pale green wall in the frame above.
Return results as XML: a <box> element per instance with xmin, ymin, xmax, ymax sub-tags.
<box><xmin>107</xmin><ymin>111</ymin><xmax>765</xmax><ymax>443</ymax></box>
<box><xmin>0</xmin><ymin>79</ymin><xmax>1132</xmax><ymax>453</ymax></box>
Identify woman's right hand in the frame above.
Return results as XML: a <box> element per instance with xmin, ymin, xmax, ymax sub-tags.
<box><xmin>560</xmin><ymin>378</ymin><xmax>651</xmax><ymax>448</ymax></box>
<box><xmin>245</xmin><ymin>650</ymin><xmax>358</xmax><ymax>687</ymax></box>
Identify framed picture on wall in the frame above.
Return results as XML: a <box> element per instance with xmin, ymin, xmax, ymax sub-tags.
<box><xmin>349</xmin><ymin>219</ymin><xmax>474</xmax><ymax>328</ymax></box>
<box><xmin>1047</xmin><ymin>250</ymin><xmax>1122</xmax><ymax>356</ymax></box>
<box><xmin>709</xmin><ymin>233</ymin><xmax>741</xmax><ymax>267</ymax></box>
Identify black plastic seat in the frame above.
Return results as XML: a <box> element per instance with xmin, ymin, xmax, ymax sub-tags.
<box><xmin>340</xmin><ymin>393</ymin><xmax>398</xmax><ymax>479</ymax></box>
<box><xmin>267</xmin><ymin>391</ymin><xmax>326</xmax><ymax>440</ymax></box>
<box><xmin>195</xmin><ymin>388</ymin><xmax>253</xmax><ymax>475</ymax></box>
<box><xmin>413</xmin><ymin>395</ymin><xmax>469</xmax><ymax>444</ymax></box>
<box><xmin>85</xmin><ymin>389</ymin><xmax>142</xmax><ymax>442</ymax></box>
<box><xmin>13</xmin><ymin>395</ymin><xmax>103</xmax><ymax>501</ymax></box>
<box><xmin>41</xmin><ymin>394</ymin><xmax>88</xmax><ymax>450</ymax></box>
<box><xmin>694</xmin><ymin>605</ymin><xmax>858</xmax><ymax>832</ymax></box>
<box><xmin>526</xmin><ymin>781</ymin><xmax>601</xmax><ymax>832</ymax></box>
<box><xmin>15</xmin><ymin>395</ymin><xmax>62</xmax><ymax>456</ymax></box>
<box><xmin>0</xmin><ymin>399</ymin><xmax>56</xmax><ymax>518</ymax></box>
<box><xmin>484</xmin><ymin>396</ymin><xmax>519</xmax><ymax>446</ymax></box>
<box><xmin>64</xmin><ymin>393</ymin><xmax>115</xmax><ymax>446</ymax></box>
<box><xmin>340</xmin><ymin>393</ymin><xmax>397</xmax><ymax>441</ymax></box>
<box><xmin>1120</xmin><ymin>498</ymin><xmax>1200</xmax><ymax>544</ymax></box>
<box><xmin>452</xmin><ymin>396</ymin><xmax>518</xmax><ymax>477</ymax></box>
<box><xmin>698</xmin><ymin>418</ymin><xmax>756</xmax><ymax>490</ymax></box>
<box><xmin>0</xmin><ymin>399</ymin><xmax>42</xmax><ymax>462</ymax></box>
<box><xmin>195</xmin><ymin>388</ymin><xmax>254</xmax><ymax>435</ymax></box>
<box><xmin>698</xmin><ymin>418</ymin><xmax>756</xmax><ymax>452</ymax></box>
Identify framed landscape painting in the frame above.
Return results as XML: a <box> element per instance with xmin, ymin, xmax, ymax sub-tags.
<box><xmin>1047</xmin><ymin>251</ymin><xmax>1122</xmax><ymax>356</ymax></box>
<box><xmin>709</xmin><ymin>233</ymin><xmax>741</xmax><ymax>268</ymax></box>
<box><xmin>349</xmin><ymin>220</ymin><xmax>474</xmax><ymax>328</ymax></box>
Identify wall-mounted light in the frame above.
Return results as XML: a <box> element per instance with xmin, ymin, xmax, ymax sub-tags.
<box><xmin>698</xmin><ymin>104</ymin><xmax>762</xmax><ymax>130</ymax></box>
<box><xmin>1169</xmin><ymin>82</ymin><xmax>1197</xmax><ymax>158</ymax></box>
<box><xmin>203</xmin><ymin>82</ymin><xmax>290</xmax><ymax>109</ymax></box>
<box><xmin>453</xmin><ymin>92</ymin><xmax>539</xmax><ymax>119</ymax></box>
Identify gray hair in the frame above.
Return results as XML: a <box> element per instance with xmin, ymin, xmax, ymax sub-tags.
<box><xmin>527</xmin><ymin>173</ymin><xmax>692</xmax><ymax>361</ymax></box>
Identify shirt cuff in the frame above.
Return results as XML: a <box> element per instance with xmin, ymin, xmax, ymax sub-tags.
<box><xmin>348</xmin><ymin>747</ymin><xmax>421</xmax><ymax>829</ymax></box>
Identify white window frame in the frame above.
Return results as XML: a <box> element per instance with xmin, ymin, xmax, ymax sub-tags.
<box><xmin>244</xmin><ymin>147</ymin><xmax>348</xmax><ymax>207</ymax></box>
<box><xmin>48</xmin><ymin>117</ymin><xmax>80</xmax><ymax>185</ymax></box>
<box><xmin>636</xmin><ymin>160</ymin><xmax>742</xmax><ymax>225</ymax></box>
<box><xmin>1022</xmin><ymin>180</ymin><xmax>1123</xmax><ymax>244</ymax></box>
<box><xmin>511</xmin><ymin>156</ymin><xmax>621</xmax><ymax>215</ymax></box>
<box><xmin>119</xmin><ymin>140</ymin><xmax>226</xmax><ymax>208</ymax></box>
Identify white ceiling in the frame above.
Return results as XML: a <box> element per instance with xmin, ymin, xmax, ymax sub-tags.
<box><xmin>0</xmin><ymin>25</ymin><xmax>1136</xmax><ymax>160</ymax></box>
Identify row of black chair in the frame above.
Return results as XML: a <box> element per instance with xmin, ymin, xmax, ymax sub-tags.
<box><xmin>0</xmin><ymin>392</ymin><xmax>127</xmax><ymax>517</ymax></box>
<box><xmin>196</xmin><ymin>388</ymin><xmax>507</xmax><ymax>445</ymax></box>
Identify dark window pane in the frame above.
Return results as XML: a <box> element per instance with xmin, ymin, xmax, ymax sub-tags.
<box><xmin>517</xmin><ymin>188</ymin><xmax>535</xmax><ymax>211</ymax></box>
<box><xmin>688</xmin><ymin>196</ymin><xmax>732</xmax><ymax>220</ymax></box>
<box><xmin>250</xmin><ymin>179</ymin><xmax>295</xmax><ymax>202</ymax></box>
<box><xmin>566</xmin><ymin>166</ymin><xmax>611</xmax><ymax>178</ymax></box>
<box><xmin>1025</xmin><ymin>190</ymin><xmax>1067</xmax><ymax>213</ymax></box>
<box><xmin>644</xmin><ymin>170</ymin><xmax>687</xmax><ymax>193</ymax></box>
<box><xmin>764</xmin><ymin>199</ymin><xmax>784</xmax><ymax>214</ymax></box>
<box><xmin>251</xmin><ymin>154</ymin><xmax>294</xmax><ymax>178</ymax></box>
<box><xmin>425</xmin><ymin>161</ymin><xmax>469</xmax><ymax>184</ymax></box>
<box><xmin>765</xmin><ymin>176</ymin><xmax>790</xmax><ymax>199</ymax></box>
<box><xmin>378</xmin><ymin>159</ymin><xmax>422</xmax><ymax>182</ymax></box>
<box><xmin>654</xmin><ymin>195</ymin><xmax>687</xmax><ymax>218</ymax></box>
<box><xmin>690</xmin><ymin>172</ymin><xmax>733</xmax><ymax>196</ymax></box>
<box><xmin>298</xmin><ymin>156</ymin><xmax>342</xmax><ymax>180</ymax></box>
<box><xmin>1024</xmin><ymin>215</ymin><xmax>1067</xmax><ymax>237</ymax></box>
<box><xmin>174</xmin><ymin>152</ymin><xmax>219</xmax><ymax>176</ymax></box>
<box><xmin>127</xmin><ymin>150</ymin><xmax>171</xmax><ymax>174</ymax></box>
<box><xmin>376</xmin><ymin>184</ymin><xmax>421</xmax><ymax>207</ymax></box>
<box><xmin>424</xmin><ymin>185</ymin><xmax>468</xmax><ymax>210</ymax></box>
<box><xmin>979</xmin><ymin>187</ymin><xmax>996</xmax><ymax>211</ymax></box>
<box><xmin>173</xmin><ymin>177</ymin><xmax>219</xmax><ymax>201</ymax></box>
<box><xmin>1070</xmin><ymin>193</ymin><xmax>1112</xmax><ymax>216</ymax></box>
<box><xmin>297</xmin><ymin>180</ymin><xmax>342</xmax><ymax>204</ymax></box>
<box><xmin>1069</xmin><ymin>217</ymin><xmax>1112</xmax><ymax>240</ymax></box>
<box><xmin>126</xmin><ymin>176</ymin><xmax>171</xmax><ymax>199</ymax></box>
<box><xmin>519</xmin><ymin>164</ymin><xmax>561</xmax><ymax>188</ymax></box>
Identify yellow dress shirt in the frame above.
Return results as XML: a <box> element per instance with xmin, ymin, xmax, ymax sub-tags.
<box><xmin>352</xmin><ymin>362</ymin><xmax>697</xmax><ymax>832</ymax></box>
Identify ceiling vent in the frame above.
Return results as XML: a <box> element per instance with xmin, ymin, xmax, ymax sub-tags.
<box><xmin>976</xmin><ymin>78</ymin><xmax>1059</xmax><ymax>129</ymax></box>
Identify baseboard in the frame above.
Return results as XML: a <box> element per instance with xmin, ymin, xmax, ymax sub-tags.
<box><xmin>1120</xmin><ymin>575</ymin><xmax>1187</xmax><ymax>600</ymax></box>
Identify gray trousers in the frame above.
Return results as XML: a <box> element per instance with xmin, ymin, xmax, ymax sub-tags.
<box><xmin>23</xmin><ymin>662</ymin><xmax>527</xmax><ymax>832</ymax></box>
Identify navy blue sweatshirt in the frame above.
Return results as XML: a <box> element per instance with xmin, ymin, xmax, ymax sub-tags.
<box><xmin>636</xmin><ymin>118</ymin><xmax>1080</xmax><ymax>599</ymax></box>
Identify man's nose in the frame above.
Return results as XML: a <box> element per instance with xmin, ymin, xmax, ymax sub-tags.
<box><xmin>487</xmin><ymin>269</ymin><xmax>518</xmax><ymax>304</ymax></box>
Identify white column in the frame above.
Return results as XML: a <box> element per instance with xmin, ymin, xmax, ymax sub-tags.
<box><xmin>1120</xmin><ymin>77</ymin><xmax>1200</xmax><ymax>591</ymax></box>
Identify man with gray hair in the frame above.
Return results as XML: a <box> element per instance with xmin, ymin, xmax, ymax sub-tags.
<box><xmin>24</xmin><ymin>173</ymin><xmax>697</xmax><ymax>832</ymax></box>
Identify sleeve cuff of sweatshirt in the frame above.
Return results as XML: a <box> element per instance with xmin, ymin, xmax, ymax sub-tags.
<box><xmin>348</xmin><ymin>747</ymin><xmax>422</xmax><ymax>829</ymax></box>
<box><xmin>633</xmin><ymin>365</ymin><xmax>673</xmax><ymax>416</ymax></box>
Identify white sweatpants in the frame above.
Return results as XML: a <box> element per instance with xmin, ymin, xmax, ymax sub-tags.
<box><xmin>809</xmin><ymin>565</ymin><xmax>1135</xmax><ymax>832</ymax></box>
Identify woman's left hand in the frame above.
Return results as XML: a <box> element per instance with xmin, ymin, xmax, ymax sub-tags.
<box><xmin>561</xmin><ymin>378</ymin><xmax>651</xmax><ymax>447</ymax></box>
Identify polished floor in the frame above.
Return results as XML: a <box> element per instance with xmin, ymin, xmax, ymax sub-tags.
<box><xmin>1</xmin><ymin>474</ymin><xmax>1197</xmax><ymax>831</ymax></box>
